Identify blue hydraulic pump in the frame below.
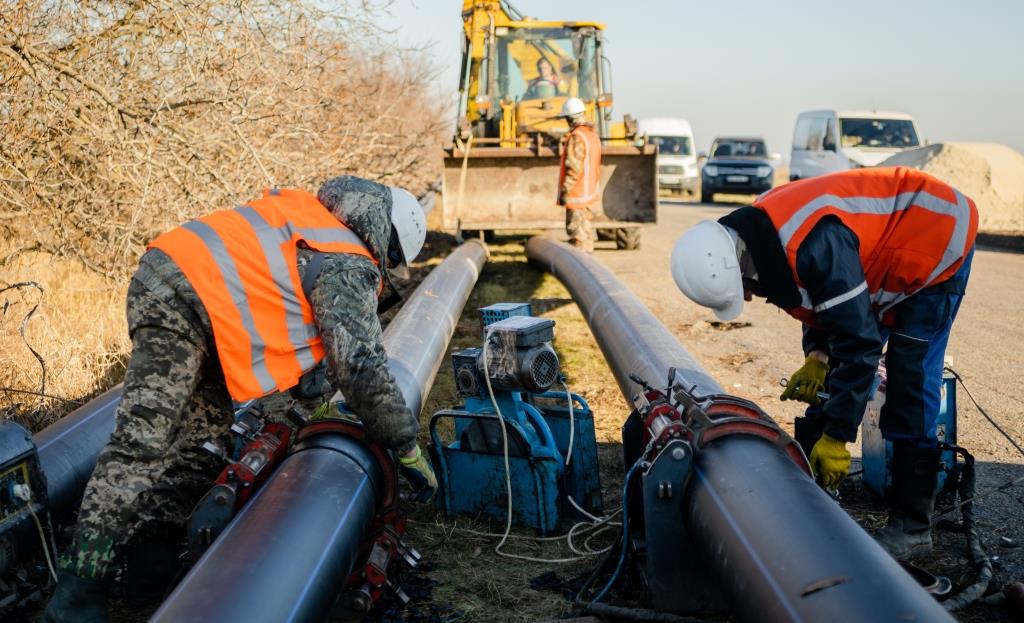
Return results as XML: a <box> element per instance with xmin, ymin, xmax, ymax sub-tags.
<box><xmin>429</xmin><ymin>303</ymin><xmax>602</xmax><ymax>534</ymax></box>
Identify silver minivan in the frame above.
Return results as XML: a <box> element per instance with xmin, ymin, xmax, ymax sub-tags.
<box><xmin>789</xmin><ymin>110</ymin><xmax>922</xmax><ymax>180</ymax></box>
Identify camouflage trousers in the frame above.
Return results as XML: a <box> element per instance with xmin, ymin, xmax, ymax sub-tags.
<box><xmin>565</xmin><ymin>206</ymin><xmax>594</xmax><ymax>253</ymax></box>
<box><xmin>61</xmin><ymin>266</ymin><xmax>320</xmax><ymax>582</ymax></box>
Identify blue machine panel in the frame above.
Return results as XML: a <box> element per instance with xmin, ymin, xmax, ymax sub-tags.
<box><xmin>862</xmin><ymin>371</ymin><xmax>957</xmax><ymax>497</ymax></box>
<box><xmin>480</xmin><ymin>302</ymin><xmax>531</xmax><ymax>328</ymax></box>
<box><xmin>531</xmin><ymin>391</ymin><xmax>603</xmax><ymax>518</ymax></box>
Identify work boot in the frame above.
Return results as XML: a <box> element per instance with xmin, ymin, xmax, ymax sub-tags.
<box><xmin>124</xmin><ymin>541</ymin><xmax>182</xmax><ymax>605</ymax></box>
<box><xmin>42</xmin><ymin>571</ymin><xmax>110</xmax><ymax>623</ymax></box>
<box><xmin>874</xmin><ymin>444</ymin><xmax>942</xmax><ymax>560</ymax></box>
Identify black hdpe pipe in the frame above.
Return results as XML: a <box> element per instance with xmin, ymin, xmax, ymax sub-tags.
<box><xmin>150</xmin><ymin>239</ymin><xmax>488</xmax><ymax>623</ymax></box>
<box><xmin>35</xmin><ymin>385</ymin><xmax>121</xmax><ymax>516</ymax></box>
<box><xmin>525</xmin><ymin>237</ymin><xmax>953</xmax><ymax>623</ymax></box>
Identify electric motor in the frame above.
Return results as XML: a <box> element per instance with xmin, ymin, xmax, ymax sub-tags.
<box><xmin>452</xmin><ymin>316</ymin><xmax>561</xmax><ymax>396</ymax></box>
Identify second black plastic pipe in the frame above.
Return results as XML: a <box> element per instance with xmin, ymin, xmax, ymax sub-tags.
<box><xmin>526</xmin><ymin>237</ymin><xmax>952</xmax><ymax>623</ymax></box>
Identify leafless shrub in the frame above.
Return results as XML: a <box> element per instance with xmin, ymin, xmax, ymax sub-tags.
<box><xmin>0</xmin><ymin>0</ymin><xmax>446</xmax><ymax>279</ymax></box>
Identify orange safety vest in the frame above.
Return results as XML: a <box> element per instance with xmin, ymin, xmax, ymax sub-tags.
<box><xmin>149</xmin><ymin>188</ymin><xmax>377</xmax><ymax>401</ymax></box>
<box><xmin>754</xmin><ymin>166</ymin><xmax>978</xmax><ymax>326</ymax></box>
<box><xmin>558</xmin><ymin>123</ymin><xmax>603</xmax><ymax>208</ymax></box>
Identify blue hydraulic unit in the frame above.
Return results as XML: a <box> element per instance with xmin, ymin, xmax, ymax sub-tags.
<box><xmin>430</xmin><ymin>303</ymin><xmax>602</xmax><ymax>534</ymax></box>
<box><xmin>862</xmin><ymin>368</ymin><xmax>958</xmax><ymax>496</ymax></box>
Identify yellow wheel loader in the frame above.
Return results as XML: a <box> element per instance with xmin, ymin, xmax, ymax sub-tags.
<box><xmin>442</xmin><ymin>1</ymin><xmax>658</xmax><ymax>249</ymax></box>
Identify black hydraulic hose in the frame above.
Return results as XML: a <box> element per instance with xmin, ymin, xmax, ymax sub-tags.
<box><xmin>34</xmin><ymin>385</ymin><xmax>121</xmax><ymax>516</ymax></box>
<box><xmin>582</xmin><ymin>601</ymin><xmax>709</xmax><ymax>623</ymax></box>
<box><xmin>151</xmin><ymin>239</ymin><xmax>488</xmax><ymax>623</ymax></box>
<box><xmin>525</xmin><ymin>237</ymin><xmax>953</xmax><ymax>623</ymax></box>
<box><xmin>939</xmin><ymin>445</ymin><xmax>992</xmax><ymax>612</ymax></box>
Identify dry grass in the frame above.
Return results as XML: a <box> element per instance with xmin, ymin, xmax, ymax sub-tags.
<box><xmin>0</xmin><ymin>243</ymin><xmax>129</xmax><ymax>429</ymax></box>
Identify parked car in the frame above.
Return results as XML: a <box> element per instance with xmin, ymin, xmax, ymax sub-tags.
<box><xmin>789</xmin><ymin>109</ymin><xmax>921</xmax><ymax>180</ymax></box>
<box><xmin>639</xmin><ymin>117</ymin><xmax>698</xmax><ymax>196</ymax></box>
<box><xmin>700</xmin><ymin>136</ymin><xmax>774</xmax><ymax>203</ymax></box>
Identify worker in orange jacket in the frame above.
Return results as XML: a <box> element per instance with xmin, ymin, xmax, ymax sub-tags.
<box><xmin>44</xmin><ymin>177</ymin><xmax>436</xmax><ymax>623</ymax></box>
<box><xmin>670</xmin><ymin>167</ymin><xmax>977</xmax><ymax>560</ymax></box>
<box><xmin>558</xmin><ymin>97</ymin><xmax>602</xmax><ymax>253</ymax></box>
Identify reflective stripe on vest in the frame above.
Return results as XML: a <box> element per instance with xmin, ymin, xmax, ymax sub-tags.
<box><xmin>149</xmin><ymin>188</ymin><xmax>376</xmax><ymax>400</ymax></box>
<box><xmin>559</xmin><ymin>124</ymin><xmax>603</xmax><ymax>207</ymax></box>
<box><xmin>756</xmin><ymin>167</ymin><xmax>978</xmax><ymax>323</ymax></box>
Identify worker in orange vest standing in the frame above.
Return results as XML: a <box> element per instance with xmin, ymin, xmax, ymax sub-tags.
<box><xmin>669</xmin><ymin>167</ymin><xmax>977</xmax><ymax>560</ymax></box>
<box><xmin>43</xmin><ymin>176</ymin><xmax>436</xmax><ymax>623</ymax></box>
<box><xmin>558</xmin><ymin>97</ymin><xmax>602</xmax><ymax>253</ymax></box>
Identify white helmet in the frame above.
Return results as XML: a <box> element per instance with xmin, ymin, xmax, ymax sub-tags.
<box><xmin>387</xmin><ymin>186</ymin><xmax>427</xmax><ymax>279</ymax></box>
<box><xmin>670</xmin><ymin>220</ymin><xmax>744</xmax><ymax>321</ymax></box>
<box><xmin>561</xmin><ymin>97</ymin><xmax>586</xmax><ymax>121</ymax></box>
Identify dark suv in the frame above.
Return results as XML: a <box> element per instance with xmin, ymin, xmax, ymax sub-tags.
<box><xmin>700</xmin><ymin>137</ymin><xmax>774</xmax><ymax>203</ymax></box>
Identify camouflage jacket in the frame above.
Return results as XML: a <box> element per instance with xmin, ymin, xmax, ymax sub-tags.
<box><xmin>136</xmin><ymin>177</ymin><xmax>418</xmax><ymax>453</ymax></box>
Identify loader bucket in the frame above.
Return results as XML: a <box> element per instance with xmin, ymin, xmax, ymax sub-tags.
<box><xmin>440</xmin><ymin>144</ymin><xmax>657</xmax><ymax>234</ymax></box>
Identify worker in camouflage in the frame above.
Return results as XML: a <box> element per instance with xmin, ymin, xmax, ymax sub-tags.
<box><xmin>43</xmin><ymin>176</ymin><xmax>432</xmax><ymax>623</ymax></box>
<box><xmin>558</xmin><ymin>97</ymin><xmax>602</xmax><ymax>253</ymax></box>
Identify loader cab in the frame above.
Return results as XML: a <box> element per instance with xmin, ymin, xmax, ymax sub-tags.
<box><xmin>466</xmin><ymin>24</ymin><xmax>611</xmax><ymax>145</ymax></box>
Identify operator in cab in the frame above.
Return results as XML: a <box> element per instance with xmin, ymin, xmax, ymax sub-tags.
<box><xmin>669</xmin><ymin>167</ymin><xmax>977</xmax><ymax>560</ymax></box>
<box><xmin>43</xmin><ymin>177</ymin><xmax>437</xmax><ymax>623</ymax></box>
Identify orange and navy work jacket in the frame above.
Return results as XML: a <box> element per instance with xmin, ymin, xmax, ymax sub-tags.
<box><xmin>149</xmin><ymin>188</ymin><xmax>376</xmax><ymax>401</ymax></box>
<box><xmin>558</xmin><ymin>123</ymin><xmax>603</xmax><ymax>209</ymax></box>
<box><xmin>754</xmin><ymin>166</ymin><xmax>978</xmax><ymax>326</ymax></box>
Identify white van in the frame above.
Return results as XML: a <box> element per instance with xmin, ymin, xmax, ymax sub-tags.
<box><xmin>789</xmin><ymin>110</ymin><xmax>922</xmax><ymax>180</ymax></box>
<box><xmin>639</xmin><ymin>118</ymin><xmax>698</xmax><ymax>195</ymax></box>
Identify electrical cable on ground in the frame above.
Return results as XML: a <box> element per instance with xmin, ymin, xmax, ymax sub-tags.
<box><xmin>1</xmin><ymin>281</ymin><xmax>49</xmax><ymax>414</ymax></box>
<box><xmin>932</xmin><ymin>367</ymin><xmax>1024</xmax><ymax>518</ymax></box>
<box><xmin>946</xmin><ymin>367</ymin><xmax>1024</xmax><ymax>458</ymax></box>
<box><xmin>479</xmin><ymin>332</ymin><xmax>623</xmax><ymax>564</ymax></box>
<box><xmin>589</xmin><ymin>458</ymin><xmax>642</xmax><ymax>605</ymax></box>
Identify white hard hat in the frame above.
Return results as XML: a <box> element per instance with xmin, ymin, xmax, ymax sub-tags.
<box><xmin>561</xmin><ymin>97</ymin><xmax>586</xmax><ymax>119</ymax></box>
<box><xmin>387</xmin><ymin>186</ymin><xmax>427</xmax><ymax>279</ymax></box>
<box><xmin>670</xmin><ymin>220</ymin><xmax>744</xmax><ymax>321</ymax></box>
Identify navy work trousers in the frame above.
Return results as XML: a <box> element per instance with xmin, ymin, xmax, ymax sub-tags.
<box><xmin>879</xmin><ymin>248</ymin><xmax>974</xmax><ymax>446</ymax></box>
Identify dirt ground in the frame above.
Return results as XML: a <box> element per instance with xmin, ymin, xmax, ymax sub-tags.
<box><xmin>402</xmin><ymin>196</ymin><xmax>1024</xmax><ymax>622</ymax></box>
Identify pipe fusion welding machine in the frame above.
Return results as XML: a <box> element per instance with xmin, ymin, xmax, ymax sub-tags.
<box><xmin>0</xmin><ymin>422</ymin><xmax>55</xmax><ymax>613</ymax></box>
<box><xmin>430</xmin><ymin>303</ymin><xmax>603</xmax><ymax>533</ymax></box>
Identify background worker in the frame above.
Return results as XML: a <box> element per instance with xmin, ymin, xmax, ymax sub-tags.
<box><xmin>557</xmin><ymin>97</ymin><xmax>602</xmax><ymax>253</ymax></box>
<box><xmin>43</xmin><ymin>176</ymin><xmax>437</xmax><ymax>623</ymax></box>
<box><xmin>670</xmin><ymin>167</ymin><xmax>977</xmax><ymax>560</ymax></box>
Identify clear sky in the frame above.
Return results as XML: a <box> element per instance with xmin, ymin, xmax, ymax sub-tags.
<box><xmin>379</xmin><ymin>0</ymin><xmax>1024</xmax><ymax>156</ymax></box>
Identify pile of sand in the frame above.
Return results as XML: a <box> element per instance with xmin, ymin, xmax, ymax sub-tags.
<box><xmin>881</xmin><ymin>142</ymin><xmax>1024</xmax><ymax>232</ymax></box>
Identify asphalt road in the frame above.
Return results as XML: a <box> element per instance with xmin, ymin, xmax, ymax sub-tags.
<box><xmin>589</xmin><ymin>198</ymin><xmax>1024</xmax><ymax>607</ymax></box>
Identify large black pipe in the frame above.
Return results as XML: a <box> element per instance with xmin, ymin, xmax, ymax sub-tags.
<box><xmin>35</xmin><ymin>385</ymin><xmax>121</xmax><ymax>516</ymax></box>
<box><xmin>151</xmin><ymin>239</ymin><xmax>488</xmax><ymax>623</ymax></box>
<box><xmin>526</xmin><ymin>237</ymin><xmax>952</xmax><ymax>623</ymax></box>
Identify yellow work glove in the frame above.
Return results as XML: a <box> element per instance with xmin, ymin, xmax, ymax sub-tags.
<box><xmin>399</xmin><ymin>444</ymin><xmax>437</xmax><ymax>503</ymax></box>
<box><xmin>809</xmin><ymin>433</ymin><xmax>851</xmax><ymax>490</ymax></box>
<box><xmin>311</xmin><ymin>400</ymin><xmax>359</xmax><ymax>422</ymax></box>
<box><xmin>311</xmin><ymin>401</ymin><xmax>336</xmax><ymax>420</ymax></box>
<box><xmin>780</xmin><ymin>354</ymin><xmax>829</xmax><ymax>405</ymax></box>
